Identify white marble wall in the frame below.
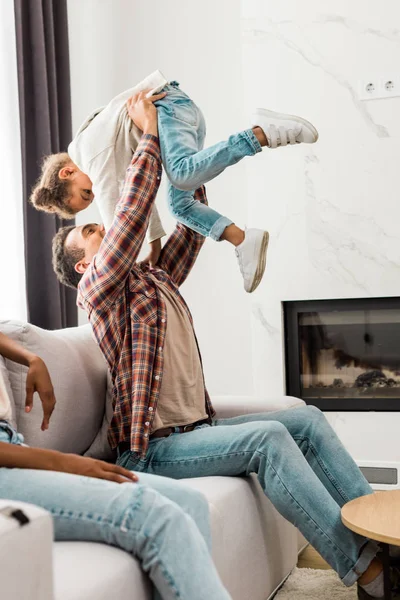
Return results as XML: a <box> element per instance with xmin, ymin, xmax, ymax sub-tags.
<box><xmin>241</xmin><ymin>0</ymin><xmax>400</xmax><ymax>465</ymax></box>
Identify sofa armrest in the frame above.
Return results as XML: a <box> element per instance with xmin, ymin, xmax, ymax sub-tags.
<box><xmin>0</xmin><ymin>500</ymin><xmax>54</xmax><ymax>600</ymax></box>
<box><xmin>211</xmin><ymin>396</ymin><xmax>305</xmax><ymax>419</ymax></box>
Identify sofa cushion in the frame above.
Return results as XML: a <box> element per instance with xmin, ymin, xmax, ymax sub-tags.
<box><xmin>182</xmin><ymin>475</ymin><xmax>298</xmax><ymax>600</ymax></box>
<box><xmin>212</xmin><ymin>395</ymin><xmax>305</xmax><ymax>419</ymax></box>
<box><xmin>83</xmin><ymin>370</ymin><xmax>117</xmax><ymax>463</ymax></box>
<box><xmin>0</xmin><ymin>320</ymin><xmax>108</xmax><ymax>455</ymax></box>
<box><xmin>53</xmin><ymin>542</ymin><xmax>151</xmax><ymax>600</ymax></box>
<box><xmin>51</xmin><ymin>475</ymin><xmax>299</xmax><ymax>600</ymax></box>
<box><xmin>0</xmin><ymin>355</ymin><xmax>16</xmax><ymax>427</ymax></box>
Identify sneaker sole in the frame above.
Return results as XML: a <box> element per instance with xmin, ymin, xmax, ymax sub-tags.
<box><xmin>248</xmin><ymin>231</ymin><xmax>269</xmax><ymax>293</ymax></box>
<box><xmin>255</xmin><ymin>108</ymin><xmax>319</xmax><ymax>143</ymax></box>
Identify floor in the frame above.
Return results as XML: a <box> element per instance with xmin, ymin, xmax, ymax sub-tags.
<box><xmin>297</xmin><ymin>545</ymin><xmax>330</xmax><ymax>570</ymax></box>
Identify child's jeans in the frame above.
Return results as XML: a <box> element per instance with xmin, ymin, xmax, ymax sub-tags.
<box><xmin>156</xmin><ymin>82</ymin><xmax>262</xmax><ymax>240</ymax></box>
<box><xmin>0</xmin><ymin>421</ymin><xmax>230</xmax><ymax>600</ymax></box>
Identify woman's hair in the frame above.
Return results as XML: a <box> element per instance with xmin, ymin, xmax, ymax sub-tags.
<box><xmin>30</xmin><ymin>153</ymin><xmax>75</xmax><ymax>219</ymax></box>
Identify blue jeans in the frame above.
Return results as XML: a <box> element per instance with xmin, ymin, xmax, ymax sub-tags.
<box><xmin>0</xmin><ymin>422</ymin><xmax>230</xmax><ymax>600</ymax></box>
<box><xmin>155</xmin><ymin>82</ymin><xmax>262</xmax><ymax>240</ymax></box>
<box><xmin>118</xmin><ymin>406</ymin><xmax>379</xmax><ymax>587</ymax></box>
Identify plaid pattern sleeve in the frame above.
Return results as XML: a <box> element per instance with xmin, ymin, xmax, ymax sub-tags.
<box><xmin>158</xmin><ymin>186</ymin><xmax>208</xmax><ymax>287</ymax></box>
<box><xmin>78</xmin><ymin>135</ymin><xmax>162</xmax><ymax>311</ymax></box>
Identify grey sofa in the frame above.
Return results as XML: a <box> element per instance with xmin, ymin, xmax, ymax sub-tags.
<box><xmin>0</xmin><ymin>319</ymin><xmax>306</xmax><ymax>600</ymax></box>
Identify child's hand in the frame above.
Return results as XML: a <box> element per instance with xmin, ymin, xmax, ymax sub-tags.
<box><xmin>127</xmin><ymin>90</ymin><xmax>167</xmax><ymax>135</ymax></box>
<box><xmin>143</xmin><ymin>238</ymin><xmax>162</xmax><ymax>268</ymax></box>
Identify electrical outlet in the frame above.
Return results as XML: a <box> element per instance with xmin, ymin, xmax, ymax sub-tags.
<box><xmin>380</xmin><ymin>77</ymin><xmax>400</xmax><ymax>98</ymax></box>
<box><xmin>384</xmin><ymin>79</ymin><xmax>395</xmax><ymax>92</ymax></box>
<box><xmin>359</xmin><ymin>76</ymin><xmax>400</xmax><ymax>101</ymax></box>
<box><xmin>359</xmin><ymin>80</ymin><xmax>379</xmax><ymax>101</ymax></box>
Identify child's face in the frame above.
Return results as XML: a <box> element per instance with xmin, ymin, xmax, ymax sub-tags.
<box><xmin>58</xmin><ymin>164</ymin><xmax>94</xmax><ymax>213</ymax></box>
<box><xmin>68</xmin><ymin>171</ymin><xmax>94</xmax><ymax>213</ymax></box>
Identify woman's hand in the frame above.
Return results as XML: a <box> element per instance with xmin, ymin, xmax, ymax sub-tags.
<box><xmin>57</xmin><ymin>453</ymin><xmax>138</xmax><ymax>484</ymax></box>
<box><xmin>0</xmin><ymin>442</ymin><xmax>138</xmax><ymax>484</ymax></box>
<box><xmin>25</xmin><ymin>356</ymin><xmax>56</xmax><ymax>431</ymax></box>
<box><xmin>126</xmin><ymin>90</ymin><xmax>166</xmax><ymax>136</ymax></box>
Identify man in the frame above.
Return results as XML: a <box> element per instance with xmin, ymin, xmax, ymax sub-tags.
<box><xmin>52</xmin><ymin>91</ymin><xmax>389</xmax><ymax>600</ymax></box>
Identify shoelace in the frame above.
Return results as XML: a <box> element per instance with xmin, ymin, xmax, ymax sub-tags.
<box><xmin>267</xmin><ymin>124</ymin><xmax>297</xmax><ymax>148</ymax></box>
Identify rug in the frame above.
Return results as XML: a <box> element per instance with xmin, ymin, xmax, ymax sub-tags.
<box><xmin>274</xmin><ymin>568</ymin><xmax>357</xmax><ymax>599</ymax></box>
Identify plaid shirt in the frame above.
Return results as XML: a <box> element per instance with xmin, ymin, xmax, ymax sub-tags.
<box><xmin>77</xmin><ymin>134</ymin><xmax>215</xmax><ymax>457</ymax></box>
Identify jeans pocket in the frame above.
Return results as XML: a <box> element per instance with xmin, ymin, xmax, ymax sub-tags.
<box><xmin>119</xmin><ymin>450</ymin><xmax>147</xmax><ymax>473</ymax></box>
<box><xmin>0</xmin><ymin>421</ymin><xmax>23</xmax><ymax>445</ymax></box>
<box><xmin>170</xmin><ymin>98</ymin><xmax>198</xmax><ymax>126</ymax></box>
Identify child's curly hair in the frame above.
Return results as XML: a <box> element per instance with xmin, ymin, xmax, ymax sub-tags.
<box><xmin>30</xmin><ymin>153</ymin><xmax>75</xmax><ymax>219</ymax></box>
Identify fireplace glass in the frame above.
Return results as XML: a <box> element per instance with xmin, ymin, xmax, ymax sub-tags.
<box><xmin>284</xmin><ymin>298</ymin><xmax>400</xmax><ymax>410</ymax></box>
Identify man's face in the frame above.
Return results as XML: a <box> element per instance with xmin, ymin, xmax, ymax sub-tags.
<box><xmin>66</xmin><ymin>223</ymin><xmax>106</xmax><ymax>274</ymax></box>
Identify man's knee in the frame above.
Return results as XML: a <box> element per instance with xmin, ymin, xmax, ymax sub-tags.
<box><xmin>293</xmin><ymin>405</ymin><xmax>328</xmax><ymax>438</ymax></box>
<box><xmin>297</xmin><ymin>404</ymin><xmax>325</xmax><ymax>424</ymax></box>
<box><xmin>244</xmin><ymin>420</ymin><xmax>291</xmax><ymax>449</ymax></box>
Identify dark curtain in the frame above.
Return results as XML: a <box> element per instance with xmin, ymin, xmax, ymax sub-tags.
<box><xmin>14</xmin><ymin>0</ymin><xmax>77</xmax><ymax>329</ymax></box>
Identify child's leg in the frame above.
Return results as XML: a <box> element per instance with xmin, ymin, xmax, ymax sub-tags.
<box><xmin>156</xmin><ymin>83</ymin><xmax>245</xmax><ymax>243</ymax></box>
<box><xmin>167</xmin><ymin>183</ymin><xmax>234</xmax><ymax>241</ymax></box>
<box><xmin>168</xmin><ymin>184</ymin><xmax>246</xmax><ymax>244</ymax></box>
<box><xmin>155</xmin><ymin>82</ymin><xmax>262</xmax><ymax>192</ymax></box>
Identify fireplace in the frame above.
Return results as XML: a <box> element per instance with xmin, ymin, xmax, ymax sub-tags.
<box><xmin>284</xmin><ymin>298</ymin><xmax>400</xmax><ymax>411</ymax></box>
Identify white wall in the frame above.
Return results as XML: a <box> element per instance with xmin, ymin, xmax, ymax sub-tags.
<box><xmin>0</xmin><ymin>0</ymin><xmax>26</xmax><ymax>321</ymax></box>
<box><xmin>67</xmin><ymin>0</ymin><xmax>254</xmax><ymax>396</ymax></box>
<box><xmin>242</xmin><ymin>0</ymin><xmax>400</xmax><ymax>465</ymax></box>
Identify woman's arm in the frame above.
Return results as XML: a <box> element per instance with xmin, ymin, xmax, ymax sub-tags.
<box><xmin>0</xmin><ymin>333</ymin><xmax>138</xmax><ymax>483</ymax></box>
<box><xmin>0</xmin><ymin>332</ymin><xmax>55</xmax><ymax>430</ymax></box>
<box><xmin>0</xmin><ymin>441</ymin><xmax>137</xmax><ymax>483</ymax></box>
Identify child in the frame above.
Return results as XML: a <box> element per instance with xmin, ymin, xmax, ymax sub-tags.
<box><xmin>31</xmin><ymin>70</ymin><xmax>318</xmax><ymax>292</ymax></box>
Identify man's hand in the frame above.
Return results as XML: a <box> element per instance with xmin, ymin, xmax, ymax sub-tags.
<box><xmin>25</xmin><ymin>356</ymin><xmax>56</xmax><ymax>431</ymax></box>
<box><xmin>143</xmin><ymin>238</ymin><xmax>162</xmax><ymax>268</ymax></box>
<box><xmin>127</xmin><ymin>90</ymin><xmax>167</xmax><ymax>136</ymax></box>
<box><xmin>57</xmin><ymin>453</ymin><xmax>138</xmax><ymax>484</ymax></box>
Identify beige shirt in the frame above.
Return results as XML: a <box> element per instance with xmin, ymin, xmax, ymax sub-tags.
<box><xmin>0</xmin><ymin>369</ymin><xmax>12</xmax><ymax>423</ymax></box>
<box><xmin>151</xmin><ymin>283</ymin><xmax>208</xmax><ymax>433</ymax></box>
<box><xmin>68</xmin><ymin>70</ymin><xmax>167</xmax><ymax>242</ymax></box>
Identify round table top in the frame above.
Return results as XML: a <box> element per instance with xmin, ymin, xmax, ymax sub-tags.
<box><xmin>341</xmin><ymin>490</ymin><xmax>400</xmax><ymax>546</ymax></box>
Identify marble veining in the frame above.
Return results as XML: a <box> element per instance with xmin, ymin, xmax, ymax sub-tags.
<box><xmin>242</xmin><ymin>22</ymin><xmax>390</xmax><ymax>137</ymax></box>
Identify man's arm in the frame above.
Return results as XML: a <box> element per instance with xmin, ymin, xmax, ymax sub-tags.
<box><xmin>0</xmin><ymin>333</ymin><xmax>55</xmax><ymax>431</ymax></box>
<box><xmin>79</xmin><ymin>91</ymin><xmax>166</xmax><ymax>311</ymax></box>
<box><xmin>157</xmin><ymin>186</ymin><xmax>208</xmax><ymax>287</ymax></box>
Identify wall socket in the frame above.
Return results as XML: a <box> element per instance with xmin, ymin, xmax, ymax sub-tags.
<box><xmin>359</xmin><ymin>77</ymin><xmax>400</xmax><ymax>101</ymax></box>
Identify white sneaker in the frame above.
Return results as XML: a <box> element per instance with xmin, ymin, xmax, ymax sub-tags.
<box><xmin>252</xmin><ymin>108</ymin><xmax>318</xmax><ymax>148</ymax></box>
<box><xmin>235</xmin><ymin>229</ymin><xmax>269</xmax><ymax>293</ymax></box>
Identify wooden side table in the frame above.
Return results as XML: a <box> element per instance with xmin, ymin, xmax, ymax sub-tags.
<box><xmin>342</xmin><ymin>491</ymin><xmax>400</xmax><ymax>600</ymax></box>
